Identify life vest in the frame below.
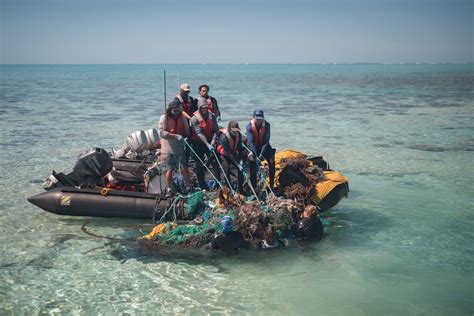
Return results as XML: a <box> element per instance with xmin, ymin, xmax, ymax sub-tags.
<box><xmin>176</xmin><ymin>94</ymin><xmax>192</xmax><ymax>116</ymax></box>
<box><xmin>250</xmin><ymin>119</ymin><xmax>266</xmax><ymax>150</ymax></box>
<box><xmin>205</xmin><ymin>97</ymin><xmax>218</xmax><ymax>116</ymax></box>
<box><xmin>217</xmin><ymin>128</ymin><xmax>240</xmax><ymax>156</ymax></box>
<box><xmin>166</xmin><ymin>114</ymin><xmax>186</xmax><ymax>136</ymax></box>
<box><xmin>191</xmin><ymin>110</ymin><xmax>214</xmax><ymax>142</ymax></box>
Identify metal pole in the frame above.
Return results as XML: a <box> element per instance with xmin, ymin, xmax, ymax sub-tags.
<box><xmin>164</xmin><ymin>70</ymin><xmax>167</xmax><ymax>111</ymax></box>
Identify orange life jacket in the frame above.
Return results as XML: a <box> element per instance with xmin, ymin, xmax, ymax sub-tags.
<box><xmin>217</xmin><ymin>128</ymin><xmax>240</xmax><ymax>156</ymax></box>
<box><xmin>251</xmin><ymin>119</ymin><xmax>266</xmax><ymax>150</ymax></box>
<box><xmin>166</xmin><ymin>114</ymin><xmax>186</xmax><ymax>136</ymax></box>
<box><xmin>176</xmin><ymin>94</ymin><xmax>192</xmax><ymax>116</ymax></box>
<box><xmin>191</xmin><ymin>110</ymin><xmax>214</xmax><ymax>142</ymax></box>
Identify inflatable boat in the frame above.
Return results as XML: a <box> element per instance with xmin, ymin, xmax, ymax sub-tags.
<box><xmin>28</xmin><ymin>149</ymin><xmax>349</xmax><ymax>219</ymax></box>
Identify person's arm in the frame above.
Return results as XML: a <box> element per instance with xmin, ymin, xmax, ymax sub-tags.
<box><xmin>158</xmin><ymin>116</ymin><xmax>183</xmax><ymax>140</ymax></box>
<box><xmin>158</xmin><ymin>115</ymin><xmax>171</xmax><ymax>139</ymax></box>
<box><xmin>236</xmin><ymin>134</ymin><xmax>245</xmax><ymax>163</ymax></box>
<box><xmin>218</xmin><ymin>133</ymin><xmax>239</xmax><ymax>166</ymax></box>
<box><xmin>260</xmin><ymin>122</ymin><xmax>271</xmax><ymax>158</ymax></box>
<box><xmin>191</xmin><ymin>116</ymin><xmax>211</xmax><ymax>145</ymax></box>
<box><xmin>246</xmin><ymin>123</ymin><xmax>257</xmax><ymax>155</ymax></box>
<box><xmin>183</xmin><ymin>116</ymin><xmax>191</xmax><ymax>138</ymax></box>
<box><xmin>210</xmin><ymin>115</ymin><xmax>219</xmax><ymax>146</ymax></box>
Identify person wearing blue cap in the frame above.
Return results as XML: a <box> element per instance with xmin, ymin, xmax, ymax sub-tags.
<box><xmin>246</xmin><ymin>109</ymin><xmax>276</xmax><ymax>190</ymax></box>
<box><xmin>211</xmin><ymin>216</ymin><xmax>247</xmax><ymax>250</ymax></box>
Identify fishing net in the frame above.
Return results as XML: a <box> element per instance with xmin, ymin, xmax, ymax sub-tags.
<box><xmin>276</xmin><ymin>157</ymin><xmax>326</xmax><ymax>204</ymax></box>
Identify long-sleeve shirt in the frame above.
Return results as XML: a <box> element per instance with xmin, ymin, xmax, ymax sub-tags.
<box><xmin>217</xmin><ymin>131</ymin><xmax>243</xmax><ymax>166</ymax></box>
<box><xmin>246</xmin><ymin>120</ymin><xmax>271</xmax><ymax>157</ymax></box>
<box><xmin>190</xmin><ymin>111</ymin><xmax>219</xmax><ymax>145</ymax></box>
<box><xmin>193</xmin><ymin>96</ymin><xmax>220</xmax><ymax>118</ymax></box>
<box><xmin>158</xmin><ymin>114</ymin><xmax>190</xmax><ymax>154</ymax></box>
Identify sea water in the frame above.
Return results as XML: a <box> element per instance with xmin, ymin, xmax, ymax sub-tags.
<box><xmin>0</xmin><ymin>64</ymin><xmax>472</xmax><ymax>315</ymax></box>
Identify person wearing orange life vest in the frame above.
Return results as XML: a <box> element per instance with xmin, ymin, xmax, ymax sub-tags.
<box><xmin>158</xmin><ymin>99</ymin><xmax>192</xmax><ymax>197</ymax></box>
<box><xmin>190</xmin><ymin>98</ymin><xmax>220</xmax><ymax>190</ymax></box>
<box><xmin>216</xmin><ymin>120</ymin><xmax>245</xmax><ymax>194</ymax></box>
<box><xmin>172</xmin><ymin>83</ymin><xmax>197</xmax><ymax>120</ymax></box>
<box><xmin>246</xmin><ymin>109</ymin><xmax>276</xmax><ymax>190</ymax></box>
<box><xmin>195</xmin><ymin>84</ymin><xmax>221</xmax><ymax>121</ymax></box>
<box><xmin>172</xmin><ymin>83</ymin><xmax>196</xmax><ymax>165</ymax></box>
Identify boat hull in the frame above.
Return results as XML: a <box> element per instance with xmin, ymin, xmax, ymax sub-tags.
<box><xmin>28</xmin><ymin>187</ymin><xmax>169</xmax><ymax>219</ymax></box>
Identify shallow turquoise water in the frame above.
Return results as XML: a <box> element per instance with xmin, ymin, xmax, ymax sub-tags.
<box><xmin>1</xmin><ymin>64</ymin><xmax>473</xmax><ymax>314</ymax></box>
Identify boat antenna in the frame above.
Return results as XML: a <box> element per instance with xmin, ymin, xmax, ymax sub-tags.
<box><xmin>163</xmin><ymin>70</ymin><xmax>167</xmax><ymax>111</ymax></box>
<box><xmin>176</xmin><ymin>65</ymin><xmax>180</xmax><ymax>87</ymax></box>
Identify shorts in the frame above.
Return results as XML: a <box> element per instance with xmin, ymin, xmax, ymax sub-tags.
<box><xmin>160</xmin><ymin>152</ymin><xmax>188</xmax><ymax>170</ymax></box>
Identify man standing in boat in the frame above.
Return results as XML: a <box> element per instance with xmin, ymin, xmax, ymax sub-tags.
<box><xmin>158</xmin><ymin>99</ymin><xmax>192</xmax><ymax>197</ymax></box>
<box><xmin>195</xmin><ymin>84</ymin><xmax>221</xmax><ymax>121</ymax></box>
<box><xmin>172</xmin><ymin>83</ymin><xmax>196</xmax><ymax>164</ymax></box>
<box><xmin>190</xmin><ymin>98</ymin><xmax>220</xmax><ymax>190</ymax></box>
<box><xmin>173</xmin><ymin>83</ymin><xmax>196</xmax><ymax>120</ymax></box>
<box><xmin>246</xmin><ymin>109</ymin><xmax>276</xmax><ymax>190</ymax></box>
<box><xmin>216</xmin><ymin>120</ymin><xmax>245</xmax><ymax>194</ymax></box>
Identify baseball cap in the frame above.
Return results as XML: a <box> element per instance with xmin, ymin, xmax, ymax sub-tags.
<box><xmin>180</xmin><ymin>83</ymin><xmax>191</xmax><ymax>92</ymax></box>
<box><xmin>228</xmin><ymin>120</ymin><xmax>240</xmax><ymax>132</ymax></box>
<box><xmin>253</xmin><ymin>109</ymin><xmax>264</xmax><ymax>120</ymax></box>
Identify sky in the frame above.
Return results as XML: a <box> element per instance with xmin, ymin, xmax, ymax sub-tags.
<box><xmin>0</xmin><ymin>0</ymin><xmax>472</xmax><ymax>64</ymax></box>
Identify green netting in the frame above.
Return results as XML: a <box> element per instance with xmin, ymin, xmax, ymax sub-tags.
<box><xmin>186</xmin><ymin>191</ymin><xmax>206</xmax><ymax>216</ymax></box>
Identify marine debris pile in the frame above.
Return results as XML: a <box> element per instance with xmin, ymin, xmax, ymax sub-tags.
<box><xmin>138</xmin><ymin>155</ymin><xmax>328</xmax><ymax>251</ymax></box>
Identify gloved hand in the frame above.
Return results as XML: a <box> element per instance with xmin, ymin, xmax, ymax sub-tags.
<box><xmin>248</xmin><ymin>152</ymin><xmax>255</xmax><ymax>161</ymax></box>
<box><xmin>238</xmin><ymin>161</ymin><xmax>244</xmax><ymax>172</ymax></box>
<box><xmin>207</xmin><ymin>143</ymin><xmax>214</xmax><ymax>151</ymax></box>
<box><xmin>175</xmin><ymin>134</ymin><xmax>183</xmax><ymax>141</ymax></box>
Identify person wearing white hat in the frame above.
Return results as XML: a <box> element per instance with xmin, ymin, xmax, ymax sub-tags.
<box><xmin>172</xmin><ymin>83</ymin><xmax>197</xmax><ymax>166</ymax></box>
<box><xmin>173</xmin><ymin>83</ymin><xmax>196</xmax><ymax>120</ymax></box>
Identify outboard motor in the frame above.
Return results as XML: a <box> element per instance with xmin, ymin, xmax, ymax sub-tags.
<box><xmin>111</xmin><ymin>129</ymin><xmax>160</xmax><ymax>160</ymax></box>
<box><xmin>43</xmin><ymin>147</ymin><xmax>113</xmax><ymax>190</ymax></box>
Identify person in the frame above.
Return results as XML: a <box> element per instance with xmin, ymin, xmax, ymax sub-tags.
<box><xmin>294</xmin><ymin>205</ymin><xmax>324</xmax><ymax>240</ymax></box>
<box><xmin>157</xmin><ymin>99</ymin><xmax>192</xmax><ymax>197</ymax></box>
<box><xmin>190</xmin><ymin>98</ymin><xmax>220</xmax><ymax>190</ymax></box>
<box><xmin>246</xmin><ymin>109</ymin><xmax>276</xmax><ymax>190</ymax></box>
<box><xmin>211</xmin><ymin>216</ymin><xmax>247</xmax><ymax>250</ymax></box>
<box><xmin>195</xmin><ymin>84</ymin><xmax>221</xmax><ymax>120</ymax></box>
<box><xmin>172</xmin><ymin>83</ymin><xmax>197</xmax><ymax>120</ymax></box>
<box><xmin>216</xmin><ymin>120</ymin><xmax>245</xmax><ymax>194</ymax></box>
<box><xmin>172</xmin><ymin>83</ymin><xmax>196</xmax><ymax>163</ymax></box>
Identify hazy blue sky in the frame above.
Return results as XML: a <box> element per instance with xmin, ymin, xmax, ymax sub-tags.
<box><xmin>1</xmin><ymin>0</ymin><xmax>472</xmax><ymax>64</ymax></box>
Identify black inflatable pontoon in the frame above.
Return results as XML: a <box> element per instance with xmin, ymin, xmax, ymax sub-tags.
<box><xmin>28</xmin><ymin>187</ymin><xmax>168</xmax><ymax>219</ymax></box>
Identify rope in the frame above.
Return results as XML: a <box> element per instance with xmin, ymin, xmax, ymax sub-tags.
<box><xmin>241</xmin><ymin>143</ymin><xmax>275</xmax><ymax>199</ymax></box>
<box><xmin>241</xmin><ymin>169</ymin><xmax>261</xmax><ymax>204</ymax></box>
<box><xmin>183</xmin><ymin>138</ymin><xmax>225</xmax><ymax>191</ymax></box>
<box><xmin>210</xmin><ymin>150</ymin><xmax>237</xmax><ymax>196</ymax></box>
<box><xmin>81</xmin><ymin>220</ymin><xmax>122</xmax><ymax>241</ymax></box>
<box><xmin>158</xmin><ymin>196</ymin><xmax>179</xmax><ymax>223</ymax></box>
